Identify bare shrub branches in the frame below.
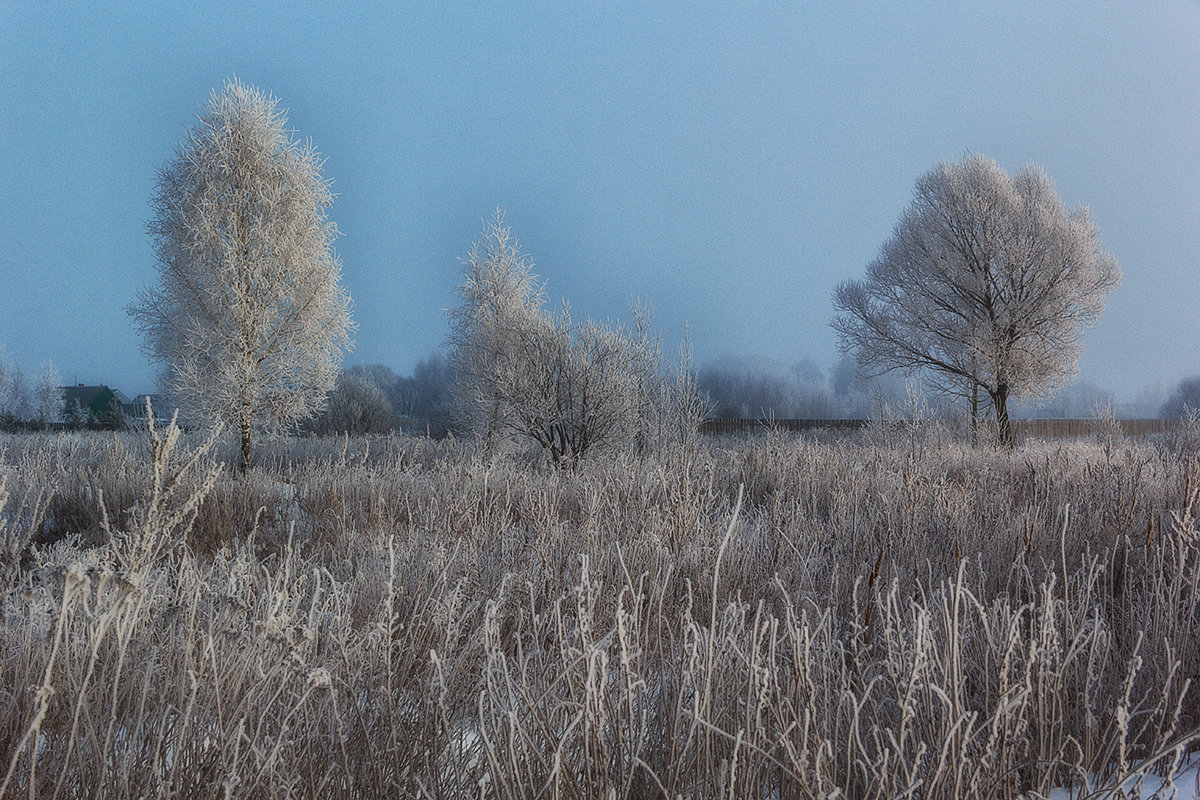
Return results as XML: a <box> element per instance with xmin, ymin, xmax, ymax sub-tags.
<box><xmin>448</xmin><ymin>213</ymin><xmax>694</xmax><ymax>464</ymax></box>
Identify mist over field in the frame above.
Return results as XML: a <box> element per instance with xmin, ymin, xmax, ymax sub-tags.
<box><xmin>2</xmin><ymin>3</ymin><xmax>1200</xmax><ymax>798</ymax></box>
<box><xmin>2</xmin><ymin>2</ymin><xmax>1198</xmax><ymax>403</ymax></box>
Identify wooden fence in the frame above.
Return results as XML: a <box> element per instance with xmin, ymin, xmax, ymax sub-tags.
<box><xmin>698</xmin><ymin>417</ymin><xmax>1179</xmax><ymax>440</ymax></box>
<box><xmin>698</xmin><ymin>418</ymin><xmax>867</xmax><ymax>436</ymax></box>
<box><xmin>1011</xmin><ymin>418</ymin><xmax>1177</xmax><ymax>440</ymax></box>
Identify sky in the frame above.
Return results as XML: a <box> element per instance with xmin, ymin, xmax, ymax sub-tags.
<box><xmin>1</xmin><ymin>1</ymin><xmax>1198</xmax><ymax>400</ymax></box>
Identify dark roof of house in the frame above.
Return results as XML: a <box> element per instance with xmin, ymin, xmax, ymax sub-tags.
<box><xmin>61</xmin><ymin>385</ymin><xmax>129</xmax><ymax>415</ymax></box>
<box><xmin>62</xmin><ymin>385</ymin><xmax>111</xmax><ymax>409</ymax></box>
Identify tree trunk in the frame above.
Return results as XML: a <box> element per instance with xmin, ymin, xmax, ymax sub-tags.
<box><xmin>240</xmin><ymin>405</ymin><xmax>252</xmax><ymax>472</ymax></box>
<box><xmin>992</xmin><ymin>385</ymin><xmax>1013</xmax><ymax>447</ymax></box>
<box><xmin>970</xmin><ymin>382</ymin><xmax>980</xmax><ymax>445</ymax></box>
<box><xmin>484</xmin><ymin>397</ymin><xmax>500</xmax><ymax>458</ymax></box>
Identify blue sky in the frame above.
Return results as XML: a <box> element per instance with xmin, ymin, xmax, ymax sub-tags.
<box><xmin>2</xmin><ymin>1</ymin><xmax>1198</xmax><ymax>399</ymax></box>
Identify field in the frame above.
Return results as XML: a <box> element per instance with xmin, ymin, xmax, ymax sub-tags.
<box><xmin>1</xmin><ymin>421</ymin><xmax>1198</xmax><ymax>799</ymax></box>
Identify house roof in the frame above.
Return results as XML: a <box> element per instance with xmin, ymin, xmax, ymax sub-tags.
<box><xmin>61</xmin><ymin>385</ymin><xmax>123</xmax><ymax>415</ymax></box>
<box><xmin>62</xmin><ymin>385</ymin><xmax>109</xmax><ymax>407</ymax></box>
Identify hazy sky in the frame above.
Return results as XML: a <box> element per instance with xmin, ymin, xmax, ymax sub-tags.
<box><xmin>2</xmin><ymin>1</ymin><xmax>1197</xmax><ymax>399</ymax></box>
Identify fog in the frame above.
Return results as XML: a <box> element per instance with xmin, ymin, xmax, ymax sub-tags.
<box><xmin>2</xmin><ymin>2</ymin><xmax>1197</xmax><ymax>404</ymax></box>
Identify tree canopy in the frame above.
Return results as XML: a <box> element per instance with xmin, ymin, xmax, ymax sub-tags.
<box><xmin>130</xmin><ymin>80</ymin><xmax>354</xmax><ymax>468</ymax></box>
<box><xmin>833</xmin><ymin>154</ymin><xmax>1120</xmax><ymax>443</ymax></box>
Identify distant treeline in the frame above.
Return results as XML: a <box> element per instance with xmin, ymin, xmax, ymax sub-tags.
<box><xmin>303</xmin><ymin>352</ymin><xmax>1197</xmax><ymax>439</ymax></box>
<box><xmin>6</xmin><ymin>345</ymin><xmax>1192</xmax><ymax>439</ymax></box>
<box><xmin>697</xmin><ymin>354</ymin><xmax>1178</xmax><ymax>422</ymax></box>
<box><xmin>304</xmin><ymin>353</ymin><xmax>455</xmax><ymax>437</ymax></box>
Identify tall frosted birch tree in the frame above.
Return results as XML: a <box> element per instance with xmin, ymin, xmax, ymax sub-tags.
<box><xmin>131</xmin><ymin>80</ymin><xmax>353</xmax><ymax>469</ymax></box>
<box><xmin>833</xmin><ymin>154</ymin><xmax>1120</xmax><ymax>444</ymax></box>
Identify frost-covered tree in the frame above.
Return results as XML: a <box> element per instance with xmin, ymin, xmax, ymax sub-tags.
<box><xmin>130</xmin><ymin>80</ymin><xmax>354</xmax><ymax>469</ymax></box>
<box><xmin>64</xmin><ymin>400</ymin><xmax>94</xmax><ymax>430</ymax></box>
<box><xmin>448</xmin><ymin>211</ymin><xmax>547</xmax><ymax>453</ymax></box>
<box><xmin>833</xmin><ymin>155</ymin><xmax>1120</xmax><ymax>444</ymax></box>
<box><xmin>1162</xmin><ymin>377</ymin><xmax>1200</xmax><ymax>419</ymax></box>
<box><xmin>33</xmin><ymin>361</ymin><xmax>64</xmax><ymax>429</ymax></box>
<box><xmin>0</xmin><ymin>347</ymin><xmax>28</xmax><ymax>428</ymax></box>
<box><xmin>630</xmin><ymin>307</ymin><xmax>712</xmax><ymax>451</ymax></box>
<box><xmin>448</xmin><ymin>212</ymin><xmax>657</xmax><ymax>463</ymax></box>
<box><xmin>305</xmin><ymin>372</ymin><xmax>393</xmax><ymax>435</ymax></box>
<box><xmin>510</xmin><ymin>306</ymin><xmax>649</xmax><ymax>463</ymax></box>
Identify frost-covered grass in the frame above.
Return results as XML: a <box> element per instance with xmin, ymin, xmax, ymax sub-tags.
<box><xmin>1</xmin><ymin>423</ymin><xmax>1198</xmax><ymax>798</ymax></box>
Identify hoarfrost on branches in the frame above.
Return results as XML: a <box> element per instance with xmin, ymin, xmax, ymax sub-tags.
<box><xmin>833</xmin><ymin>154</ymin><xmax>1120</xmax><ymax>444</ymax></box>
<box><xmin>0</xmin><ymin>346</ymin><xmax>28</xmax><ymax>426</ymax></box>
<box><xmin>448</xmin><ymin>212</ymin><xmax>694</xmax><ymax>464</ymax></box>
<box><xmin>34</xmin><ymin>362</ymin><xmax>63</xmax><ymax>428</ymax></box>
<box><xmin>129</xmin><ymin>79</ymin><xmax>354</xmax><ymax>469</ymax></box>
<box><xmin>447</xmin><ymin>210</ymin><xmax>546</xmax><ymax>454</ymax></box>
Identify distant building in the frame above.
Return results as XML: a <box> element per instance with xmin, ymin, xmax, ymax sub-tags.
<box><xmin>56</xmin><ymin>386</ymin><xmax>181</xmax><ymax>430</ymax></box>
<box><xmin>61</xmin><ymin>385</ymin><xmax>130</xmax><ymax>422</ymax></box>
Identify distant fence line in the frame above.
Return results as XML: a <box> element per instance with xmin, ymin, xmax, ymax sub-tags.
<box><xmin>698</xmin><ymin>418</ymin><xmax>1179</xmax><ymax>440</ymax></box>
<box><xmin>1012</xmin><ymin>418</ymin><xmax>1177</xmax><ymax>439</ymax></box>
<box><xmin>698</xmin><ymin>419</ymin><xmax>868</xmax><ymax>436</ymax></box>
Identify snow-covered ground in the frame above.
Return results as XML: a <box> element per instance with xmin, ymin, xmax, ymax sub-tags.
<box><xmin>1045</xmin><ymin>756</ymin><xmax>1200</xmax><ymax>800</ymax></box>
